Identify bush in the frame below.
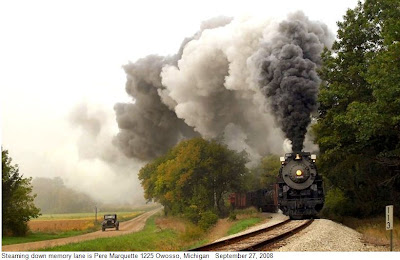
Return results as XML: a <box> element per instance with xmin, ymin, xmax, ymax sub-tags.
<box><xmin>180</xmin><ymin>224</ymin><xmax>204</xmax><ymax>241</ymax></box>
<box><xmin>184</xmin><ymin>205</ymin><xmax>201</xmax><ymax>223</ymax></box>
<box><xmin>4</xmin><ymin>219</ymin><xmax>29</xmax><ymax>236</ymax></box>
<box><xmin>321</xmin><ymin>188</ymin><xmax>351</xmax><ymax>220</ymax></box>
<box><xmin>198</xmin><ymin>211</ymin><xmax>218</xmax><ymax>230</ymax></box>
<box><xmin>228</xmin><ymin>212</ymin><xmax>237</xmax><ymax>221</ymax></box>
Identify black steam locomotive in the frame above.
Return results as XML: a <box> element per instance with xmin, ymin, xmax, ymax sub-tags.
<box><xmin>277</xmin><ymin>152</ymin><xmax>324</xmax><ymax>219</ymax></box>
<box><xmin>230</xmin><ymin>152</ymin><xmax>324</xmax><ymax>219</ymax></box>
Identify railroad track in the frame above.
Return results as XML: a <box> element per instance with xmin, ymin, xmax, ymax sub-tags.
<box><xmin>190</xmin><ymin>219</ymin><xmax>313</xmax><ymax>251</ymax></box>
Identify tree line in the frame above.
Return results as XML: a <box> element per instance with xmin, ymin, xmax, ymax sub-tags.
<box><xmin>32</xmin><ymin>177</ymin><xmax>97</xmax><ymax>214</ymax></box>
<box><xmin>313</xmin><ymin>0</ymin><xmax>400</xmax><ymax>218</ymax></box>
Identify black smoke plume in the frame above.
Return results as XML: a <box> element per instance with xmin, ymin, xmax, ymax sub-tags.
<box><xmin>113</xmin><ymin>17</ymin><xmax>232</xmax><ymax>161</ymax></box>
<box><xmin>251</xmin><ymin>12</ymin><xmax>332</xmax><ymax>152</ymax></box>
<box><xmin>113</xmin><ymin>55</ymin><xmax>198</xmax><ymax>160</ymax></box>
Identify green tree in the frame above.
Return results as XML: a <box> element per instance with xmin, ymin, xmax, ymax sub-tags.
<box><xmin>138</xmin><ymin>137</ymin><xmax>248</xmax><ymax>225</ymax></box>
<box><xmin>314</xmin><ymin>0</ymin><xmax>400</xmax><ymax>217</ymax></box>
<box><xmin>2</xmin><ymin>148</ymin><xmax>40</xmax><ymax>236</ymax></box>
<box><xmin>247</xmin><ymin>154</ymin><xmax>280</xmax><ymax>190</ymax></box>
<box><xmin>260</xmin><ymin>155</ymin><xmax>281</xmax><ymax>186</ymax></box>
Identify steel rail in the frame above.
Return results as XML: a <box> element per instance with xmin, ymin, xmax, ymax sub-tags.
<box><xmin>242</xmin><ymin>219</ymin><xmax>314</xmax><ymax>251</ymax></box>
<box><xmin>189</xmin><ymin>219</ymin><xmax>313</xmax><ymax>251</ymax></box>
<box><xmin>189</xmin><ymin>219</ymin><xmax>291</xmax><ymax>251</ymax></box>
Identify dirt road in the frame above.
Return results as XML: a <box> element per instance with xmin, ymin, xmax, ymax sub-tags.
<box><xmin>2</xmin><ymin>208</ymin><xmax>162</xmax><ymax>252</ymax></box>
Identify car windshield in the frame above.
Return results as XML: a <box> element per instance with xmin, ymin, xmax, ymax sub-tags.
<box><xmin>104</xmin><ymin>215</ymin><xmax>115</xmax><ymax>219</ymax></box>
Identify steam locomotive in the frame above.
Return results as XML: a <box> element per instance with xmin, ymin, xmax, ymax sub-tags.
<box><xmin>230</xmin><ymin>152</ymin><xmax>324</xmax><ymax>219</ymax></box>
<box><xmin>277</xmin><ymin>152</ymin><xmax>324</xmax><ymax>219</ymax></box>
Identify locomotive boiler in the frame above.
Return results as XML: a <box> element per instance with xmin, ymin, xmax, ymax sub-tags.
<box><xmin>277</xmin><ymin>152</ymin><xmax>324</xmax><ymax>219</ymax></box>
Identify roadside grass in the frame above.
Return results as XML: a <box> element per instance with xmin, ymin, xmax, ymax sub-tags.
<box><xmin>226</xmin><ymin>217</ymin><xmax>263</xmax><ymax>236</ymax></box>
<box><xmin>2</xmin><ymin>229</ymin><xmax>97</xmax><ymax>246</ymax></box>
<box><xmin>2</xmin><ymin>211</ymin><xmax>143</xmax><ymax>246</ymax></box>
<box><xmin>342</xmin><ymin>217</ymin><xmax>400</xmax><ymax>250</ymax></box>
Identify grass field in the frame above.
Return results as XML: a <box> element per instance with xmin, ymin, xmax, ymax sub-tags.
<box><xmin>2</xmin><ymin>211</ymin><xmax>143</xmax><ymax>246</ymax></box>
<box><xmin>342</xmin><ymin>217</ymin><xmax>400</xmax><ymax>250</ymax></box>
<box><xmin>28</xmin><ymin>212</ymin><xmax>142</xmax><ymax>232</ymax></box>
<box><xmin>38</xmin><ymin>210</ymin><xmax>266</xmax><ymax>251</ymax></box>
<box><xmin>40</xmin><ymin>216</ymin><xmax>187</xmax><ymax>251</ymax></box>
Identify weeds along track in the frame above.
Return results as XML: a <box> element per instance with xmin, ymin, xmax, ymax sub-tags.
<box><xmin>190</xmin><ymin>219</ymin><xmax>313</xmax><ymax>251</ymax></box>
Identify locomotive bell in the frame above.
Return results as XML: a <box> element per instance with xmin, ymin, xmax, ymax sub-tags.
<box><xmin>311</xmin><ymin>154</ymin><xmax>317</xmax><ymax>163</ymax></box>
<box><xmin>280</xmin><ymin>157</ymin><xmax>285</xmax><ymax>164</ymax></box>
<box><xmin>295</xmin><ymin>154</ymin><xmax>301</xmax><ymax>160</ymax></box>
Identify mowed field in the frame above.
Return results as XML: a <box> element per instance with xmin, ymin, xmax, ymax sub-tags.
<box><xmin>28</xmin><ymin>212</ymin><xmax>142</xmax><ymax>232</ymax></box>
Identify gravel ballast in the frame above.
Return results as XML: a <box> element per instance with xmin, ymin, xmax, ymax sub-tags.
<box><xmin>213</xmin><ymin>213</ymin><xmax>392</xmax><ymax>251</ymax></box>
<box><xmin>276</xmin><ymin>219</ymin><xmax>387</xmax><ymax>251</ymax></box>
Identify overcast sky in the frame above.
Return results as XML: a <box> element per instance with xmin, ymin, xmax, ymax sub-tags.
<box><xmin>0</xmin><ymin>0</ymin><xmax>360</xmax><ymax>204</ymax></box>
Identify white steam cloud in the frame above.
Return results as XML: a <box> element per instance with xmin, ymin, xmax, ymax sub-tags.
<box><xmin>114</xmin><ymin>12</ymin><xmax>330</xmax><ymax>163</ymax></box>
<box><xmin>69</xmin><ymin>101</ymin><xmax>145</xmax><ymax>205</ymax></box>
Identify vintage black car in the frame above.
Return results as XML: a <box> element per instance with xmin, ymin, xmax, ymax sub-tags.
<box><xmin>102</xmin><ymin>214</ymin><xmax>119</xmax><ymax>231</ymax></box>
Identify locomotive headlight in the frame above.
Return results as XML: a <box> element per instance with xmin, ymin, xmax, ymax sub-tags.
<box><xmin>296</xmin><ymin>169</ymin><xmax>303</xmax><ymax>176</ymax></box>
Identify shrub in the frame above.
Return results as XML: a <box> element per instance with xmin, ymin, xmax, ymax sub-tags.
<box><xmin>321</xmin><ymin>187</ymin><xmax>351</xmax><ymax>220</ymax></box>
<box><xmin>228</xmin><ymin>212</ymin><xmax>237</xmax><ymax>221</ymax></box>
<box><xmin>198</xmin><ymin>211</ymin><xmax>218</xmax><ymax>230</ymax></box>
<box><xmin>180</xmin><ymin>224</ymin><xmax>204</xmax><ymax>241</ymax></box>
<box><xmin>183</xmin><ymin>205</ymin><xmax>201</xmax><ymax>223</ymax></box>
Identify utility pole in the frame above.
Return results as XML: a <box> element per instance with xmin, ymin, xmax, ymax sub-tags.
<box><xmin>95</xmin><ymin>206</ymin><xmax>98</xmax><ymax>223</ymax></box>
<box><xmin>214</xmin><ymin>177</ymin><xmax>217</xmax><ymax>209</ymax></box>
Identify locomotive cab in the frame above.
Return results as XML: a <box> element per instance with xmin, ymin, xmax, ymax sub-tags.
<box><xmin>277</xmin><ymin>152</ymin><xmax>324</xmax><ymax>219</ymax></box>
